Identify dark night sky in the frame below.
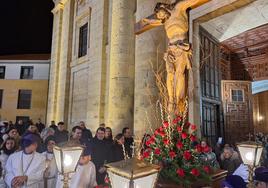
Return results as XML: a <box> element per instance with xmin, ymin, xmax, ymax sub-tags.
<box><xmin>0</xmin><ymin>1</ymin><xmax>54</xmax><ymax>55</ymax></box>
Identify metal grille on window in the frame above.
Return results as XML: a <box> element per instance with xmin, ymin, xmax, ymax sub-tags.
<box><xmin>78</xmin><ymin>23</ymin><xmax>88</xmax><ymax>58</ymax></box>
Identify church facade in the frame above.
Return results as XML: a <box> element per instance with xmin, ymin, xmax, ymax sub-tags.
<box><xmin>48</xmin><ymin>0</ymin><xmax>268</xmax><ymax>143</ymax></box>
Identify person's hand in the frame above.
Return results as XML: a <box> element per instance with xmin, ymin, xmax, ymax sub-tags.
<box><xmin>98</xmin><ymin>167</ymin><xmax>106</xmax><ymax>174</ymax></box>
<box><xmin>11</xmin><ymin>176</ymin><xmax>27</xmax><ymax>187</ymax></box>
<box><xmin>44</xmin><ymin>168</ymin><xmax>50</xmax><ymax>178</ymax></box>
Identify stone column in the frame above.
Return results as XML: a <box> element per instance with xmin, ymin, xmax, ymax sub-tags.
<box><xmin>107</xmin><ymin>0</ymin><xmax>135</xmax><ymax>134</ymax></box>
<box><xmin>134</xmin><ymin>0</ymin><xmax>166</xmax><ymax>139</ymax></box>
<box><xmin>55</xmin><ymin>0</ymin><xmax>74</xmax><ymax>124</ymax></box>
<box><xmin>47</xmin><ymin>1</ymin><xmax>64</xmax><ymax>123</ymax></box>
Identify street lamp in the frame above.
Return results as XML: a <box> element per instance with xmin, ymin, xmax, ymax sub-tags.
<box><xmin>53</xmin><ymin>144</ymin><xmax>84</xmax><ymax>188</ymax></box>
<box><xmin>105</xmin><ymin>158</ymin><xmax>160</xmax><ymax>188</ymax></box>
<box><xmin>237</xmin><ymin>141</ymin><xmax>263</xmax><ymax>187</ymax></box>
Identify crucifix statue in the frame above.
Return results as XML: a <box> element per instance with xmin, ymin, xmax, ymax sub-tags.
<box><xmin>135</xmin><ymin>0</ymin><xmax>210</xmax><ymax>114</ymax></box>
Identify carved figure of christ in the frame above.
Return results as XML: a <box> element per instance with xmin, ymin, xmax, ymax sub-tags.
<box><xmin>135</xmin><ymin>0</ymin><xmax>210</xmax><ymax>113</ymax></box>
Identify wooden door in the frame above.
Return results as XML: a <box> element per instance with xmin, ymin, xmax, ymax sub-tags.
<box><xmin>221</xmin><ymin>80</ymin><xmax>253</xmax><ymax>144</ymax></box>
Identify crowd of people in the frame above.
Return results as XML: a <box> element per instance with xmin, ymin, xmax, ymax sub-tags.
<box><xmin>0</xmin><ymin>119</ymin><xmax>268</xmax><ymax>188</ymax></box>
<box><xmin>0</xmin><ymin>119</ymin><xmax>135</xmax><ymax>188</ymax></box>
<box><xmin>196</xmin><ymin>138</ymin><xmax>268</xmax><ymax>188</ymax></box>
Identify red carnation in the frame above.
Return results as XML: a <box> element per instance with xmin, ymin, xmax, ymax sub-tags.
<box><xmin>183</xmin><ymin>151</ymin><xmax>192</xmax><ymax>160</ymax></box>
<box><xmin>202</xmin><ymin>145</ymin><xmax>211</xmax><ymax>153</ymax></box>
<box><xmin>181</xmin><ymin>132</ymin><xmax>188</xmax><ymax>139</ymax></box>
<box><xmin>154</xmin><ymin>148</ymin><xmax>161</xmax><ymax>155</ymax></box>
<box><xmin>163</xmin><ymin>121</ymin><xmax>169</xmax><ymax>128</ymax></box>
<box><xmin>163</xmin><ymin>138</ymin><xmax>170</xmax><ymax>145</ymax></box>
<box><xmin>195</xmin><ymin>144</ymin><xmax>202</xmax><ymax>153</ymax></box>
<box><xmin>176</xmin><ymin>168</ymin><xmax>185</xmax><ymax>177</ymax></box>
<box><xmin>203</xmin><ymin>166</ymin><xmax>210</xmax><ymax>173</ymax></box>
<box><xmin>169</xmin><ymin>151</ymin><xmax>176</xmax><ymax>159</ymax></box>
<box><xmin>177</xmin><ymin>126</ymin><xmax>182</xmax><ymax>133</ymax></box>
<box><xmin>191</xmin><ymin>124</ymin><xmax>197</xmax><ymax>131</ymax></box>
<box><xmin>190</xmin><ymin>135</ymin><xmax>196</xmax><ymax>142</ymax></box>
<box><xmin>191</xmin><ymin>168</ymin><xmax>200</xmax><ymax>176</ymax></box>
<box><xmin>176</xmin><ymin>141</ymin><xmax>183</xmax><ymax>149</ymax></box>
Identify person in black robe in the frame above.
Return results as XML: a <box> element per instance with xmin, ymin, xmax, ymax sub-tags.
<box><xmin>54</xmin><ymin>122</ymin><xmax>68</xmax><ymax>145</ymax></box>
<box><xmin>49</xmin><ymin>120</ymin><xmax>57</xmax><ymax>131</ymax></box>
<box><xmin>122</xmin><ymin>127</ymin><xmax>134</xmax><ymax>158</ymax></box>
<box><xmin>104</xmin><ymin>127</ymin><xmax>113</xmax><ymax>145</ymax></box>
<box><xmin>78</xmin><ymin>121</ymin><xmax>92</xmax><ymax>142</ymax></box>
<box><xmin>90</xmin><ymin>127</ymin><xmax>112</xmax><ymax>185</ymax></box>
<box><xmin>14</xmin><ymin>120</ymin><xmax>28</xmax><ymax>136</ymax></box>
<box><xmin>111</xmin><ymin>133</ymin><xmax>125</xmax><ymax>162</ymax></box>
<box><xmin>35</xmin><ymin>118</ymin><xmax>45</xmax><ymax>133</ymax></box>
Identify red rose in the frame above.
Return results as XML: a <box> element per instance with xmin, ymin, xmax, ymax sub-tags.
<box><xmin>154</xmin><ymin>148</ymin><xmax>161</xmax><ymax>155</ymax></box>
<box><xmin>202</xmin><ymin>146</ymin><xmax>211</xmax><ymax>153</ymax></box>
<box><xmin>190</xmin><ymin>135</ymin><xmax>196</xmax><ymax>142</ymax></box>
<box><xmin>181</xmin><ymin>132</ymin><xmax>187</xmax><ymax>139</ymax></box>
<box><xmin>173</xmin><ymin>118</ymin><xmax>179</xmax><ymax>124</ymax></box>
<box><xmin>203</xmin><ymin>166</ymin><xmax>210</xmax><ymax>173</ymax></box>
<box><xmin>169</xmin><ymin>151</ymin><xmax>176</xmax><ymax>159</ymax></box>
<box><xmin>183</xmin><ymin>151</ymin><xmax>192</xmax><ymax>160</ymax></box>
<box><xmin>159</xmin><ymin>131</ymin><xmax>165</xmax><ymax>137</ymax></box>
<box><xmin>191</xmin><ymin>124</ymin><xmax>197</xmax><ymax>131</ymax></box>
<box><xmin>177</xmin><ymin>126</ymin><xmax>182</xmax><ymax>133</ymax></box>
<box><xmin>176</xmin><ymin>141</ymin><xmax>183</xmax><ymax>149</ymax></box>
<box><xmin>185</xmin><ymin>122</ymin><xmax>191</xmax><ymax>128</ymax></box>
<box><xmin>195</xmin><ymin>144</ymin><xmax>202</xmax><ymax>153</ymax></box>
<box><xmin>163</xmin><ymin>121</ymin><xmax>169</xmax><ymax>128</ymax></box>
<box><xmin>143</xmin><ymin>151</ymin><xmax>150</xmax><ymax>158</ymax></box>
<box><xmin>154</xmin><ymin>129</ymin><xmax>159</xmax><ymax>135</ymax></box>
<box><xmin>176</xmin><ymin>168</ymin><xmax>185</xmax><ymax>177</ymax></box>
<box><xmin>191</xmin><ymin>168</ymin><xmax>200</xmax><ymax>176</ymax></box>
<box><xmin>145</xmin><ymin>140</ymin><xmax>151</xmax><ymax>146</ymax></box>
<box><xmin>163</xmin><ymin>138</ymin><xmax>170</xmax><ymax>145</ymax></box>
<box><xmin>145</xmin><ymin>136</ymin><xmax>155</xmax><ymax>146</ymax></box>
<box><xmin>177</xmin><ymin>116</ymin><xmax>182</xmax><ymax>121</ymax></box>
<box><xmin>159</xmin><ymin>126</ymin><xmax>164</xmax><ymax>131</ymax></box>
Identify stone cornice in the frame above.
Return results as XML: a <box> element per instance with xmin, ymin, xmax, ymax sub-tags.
<box><xmin>51</xmin><ymin>0</ymin><xmax>69</xmax><ymax>14</ymax></box>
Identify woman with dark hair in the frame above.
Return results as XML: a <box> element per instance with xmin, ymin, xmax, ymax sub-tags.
<box><xmin>3</xmin><ymin>127</ymin><xmax>20</xmax><ymax>151</ymax></box>
<box><xmin>0</xmin><ymin>137</ymin><xmax>16</xmax><ymax>186</ymax></box>
<box><xmin>105</xmin><ymin>127</ymin><xmax>113</xmax><ymax>142</ymax></box>
<box><xmin>199</xmin><ymin>140</ymin><xmax>220</xmax><ymax>169</ymax></box>
<box><xmin>111</xmin><ymin>133</ymin><xmax>126</xmax><ymax>162</ymax></box>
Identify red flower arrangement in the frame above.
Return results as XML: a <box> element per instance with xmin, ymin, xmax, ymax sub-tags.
<box><xmin>142</xmin><ymin>115</ymin><xmax>212</xmax><ymax>186</ymax></box>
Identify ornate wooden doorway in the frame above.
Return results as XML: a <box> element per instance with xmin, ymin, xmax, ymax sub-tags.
<box><xmin>199</xmin><ymin>27</ymin><xmax>224</xmax><ymax>146</ymax></box>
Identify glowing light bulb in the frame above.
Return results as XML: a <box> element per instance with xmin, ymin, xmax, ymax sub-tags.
<box><xmin>64</xmin><ymin>154</ymin><xmax>73</xmax><ymax>167</ymax></box>
<box><xmin>245</xmin><ymin>152</ymin><xmax>254</xmax><ymax>161</ymax></box>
